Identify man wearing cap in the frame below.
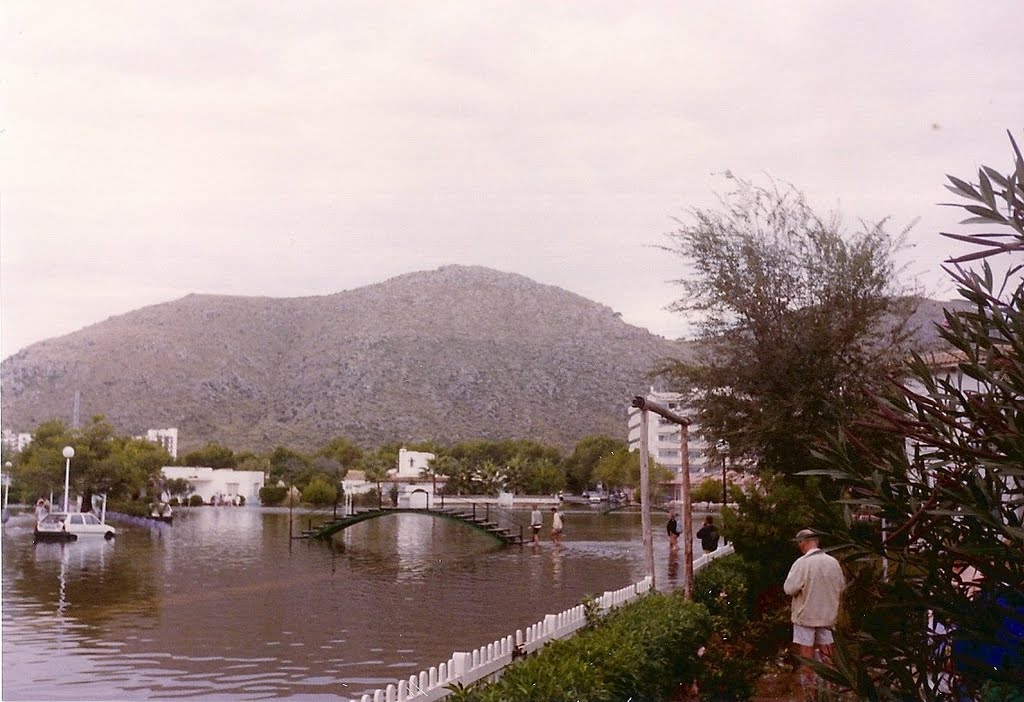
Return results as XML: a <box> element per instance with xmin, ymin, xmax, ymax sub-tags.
<box><xmin>784</xmin><ymin>529</ymin><xmax>846</xmax><ymax>684</ymax></box>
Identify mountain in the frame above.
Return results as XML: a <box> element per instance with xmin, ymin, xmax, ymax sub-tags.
<box><xmin>1</xmin><ymin>266</ymin><xmax>693</xmax><ymax>453</ymax></box>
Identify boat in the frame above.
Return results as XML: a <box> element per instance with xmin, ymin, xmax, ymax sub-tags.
<box><xmin>149</xmin><ymin>502</ymin><xmax>174</xmax><ymax>524</ymax></box>
<box><xmin>34</xmin><ymin>512</ymin><xmax>116</xmax><ymax>542</ymax></box>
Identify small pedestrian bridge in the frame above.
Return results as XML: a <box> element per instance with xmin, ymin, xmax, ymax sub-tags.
<box><xmin>307</xmin><ymin>505</ymin><xmax>527</xmax><ymax>546</ymax></box>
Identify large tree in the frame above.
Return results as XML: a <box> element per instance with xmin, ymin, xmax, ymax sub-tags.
<box><xmin>13</xmin><ymin>416</ymin><xmax>167</xmax><ymax>504</ymax></box>
<box><xmin>563</xmin><ymin>435</ymin><xmax>625</xmax><ymax>493</ymax></box>
<box><xmin>662</xmin><ymin>177</ymin><xmax>918</xmax><ymax>478</ymax></box>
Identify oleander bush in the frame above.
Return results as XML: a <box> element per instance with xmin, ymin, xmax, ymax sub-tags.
<box><xmin>447</xmin><ymin>592</ymin><xmax>712</xmax><ymax>702</ymax></box>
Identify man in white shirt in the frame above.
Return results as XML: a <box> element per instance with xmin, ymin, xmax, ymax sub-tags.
<box><xmin>783</xmin><ymin>528</ymin><xmax>846</xmax><ymax>684</ymax></box>
<box><xmin>530</xmin><ymin>505</ymin><xmax>543</xmax><ymax>545</ymax></box>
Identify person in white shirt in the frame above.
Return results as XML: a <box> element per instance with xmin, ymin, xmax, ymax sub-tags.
<box><xmin>783</xmin><ymin>528</ymin><xmax>846</xmax><ymax>685</ymax></box>
<box><xmin>530</xmin><ymin>505</ymin><xmax>543</xmax><ymax>545</ymax></box>
<box><xmin>550</xmin><ymin>506</ymin><xmax>563</xmax><ymax>545</ymax></box>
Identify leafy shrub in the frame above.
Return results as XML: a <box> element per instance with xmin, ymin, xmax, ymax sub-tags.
<box><xmin>691</xmin><ymin>478</ymin><xmax>745</xmax><ymax>504</ymax></box>
<box><xmin>108</xmin><ymin>500</ymin><xmax>151</xmax><ymax>518</ymax></box>
<box><xmin>259</xmin><ymin>485</ymin><xmax>288</xmax><ymax>506</ymax></box>
<box><xmin>301</xmin><ymin>477</ymin><xmax>337</xmax><ymax>506</ymax></box>
<box><xmin>352</xmin><ymin>488</ymin><xmax>382</xmax><ymax>508</ymax></box>
<box><xmin>692</xmin><ymin>554</ymin><xmax>791</xmax><ymax>701</ymax></box>
<box><xmin>187</xmin><ymin>494</ymin><xmax>205</xmax><ymax>507</ymax></box>
<box><xmin>448</xmin><ymin>593</ymin><xmax>711</xmax><ymax>702</ymax></box>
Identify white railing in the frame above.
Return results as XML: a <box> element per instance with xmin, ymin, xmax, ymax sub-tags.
<box><xmin>355</xmin><ymin>543</ymin><xmax>734</xmax><ymax>702</ymax></box>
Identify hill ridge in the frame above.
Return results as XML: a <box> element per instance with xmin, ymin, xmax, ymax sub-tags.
<box><xmin>1</xmin><ymin>266</ymin><xmax>687</xmax><ymax>452</ymax></box>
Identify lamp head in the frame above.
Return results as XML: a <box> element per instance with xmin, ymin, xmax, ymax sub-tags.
<box><xmin>62</xmin><ymin>446</ymin><xmax>75</xmax><ymax>459</ymax></box>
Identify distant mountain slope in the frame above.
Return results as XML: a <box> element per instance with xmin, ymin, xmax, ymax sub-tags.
<box><xmin>1</xmin><ymin>266</ymin><xmax>693</xmax><ymax>452</ymax></box>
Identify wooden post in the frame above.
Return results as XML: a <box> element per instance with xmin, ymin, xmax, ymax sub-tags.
<box><xmin>638</xmin><ymin>408</ymin><xmax>655</xmax><ymax>588</ymax></box>
<box><xmin>680</xmin><ymin>423</ymin><xmax>694</xmax><ymax>599</ymax></box>
<box><xmin>633</xmin><ymin>395</ymin><xmax>693</xmax><ymax>598</ymax></box>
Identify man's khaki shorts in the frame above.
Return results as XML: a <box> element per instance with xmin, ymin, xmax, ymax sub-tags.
<box><xmin>793</xmin><ymin>624</ymin><xmax>834</xmax><ymax>647</ymax></box>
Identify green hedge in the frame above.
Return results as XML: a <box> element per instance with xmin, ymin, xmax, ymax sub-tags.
<box><xmin>108</xmin><ymin>500</ymin><xmax>151</xmax><ymax>518</ymax></box>
<box><xmin>447</xmin><ymin>593</ymin><xmax>712</xmax><ymax>702</ymax></box>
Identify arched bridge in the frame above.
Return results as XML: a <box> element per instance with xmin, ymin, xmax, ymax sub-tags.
<box><xmin>308</xmin><ymin>506</ymin><xmax>526</xmax><ymax>546</ymax></box>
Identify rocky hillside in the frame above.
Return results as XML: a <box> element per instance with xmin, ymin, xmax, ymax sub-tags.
<box><xmin>1</xmin><ymin>266</ymin><xmax>693</xmax><ymax>452</ymax></box>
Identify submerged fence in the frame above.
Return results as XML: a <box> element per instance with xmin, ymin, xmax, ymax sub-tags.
<box><xmin>355</xmin><ymin>543</ymin><xmax>735</xmax><ymax>702</ymax></box>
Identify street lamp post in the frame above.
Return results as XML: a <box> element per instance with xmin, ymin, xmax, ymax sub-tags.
<box><xmin>62</xmin><ymin>446</ymin><xmax>75</xmax><ymax>513</ymax></box>
<box><xmin>717</xmin><ymin>441</ymin><xmax>728</xmax><ymax>506</ymax></box>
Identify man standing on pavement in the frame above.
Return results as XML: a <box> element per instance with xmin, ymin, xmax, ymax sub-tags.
<box><xmin>783</xmin><ymin>528</ymin><xmax>846</xmax><ymax>689</ymax></box>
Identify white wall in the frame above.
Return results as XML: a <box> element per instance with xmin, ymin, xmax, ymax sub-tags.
<box><xmin>396</xmin><ymin>448</ymin><xmax>436</xmax><ymax>478</ymax></box>
<box><xmin>161</xmin><ymin>466</ymin><xmax>265</xmax><ymax>505</ymax></box>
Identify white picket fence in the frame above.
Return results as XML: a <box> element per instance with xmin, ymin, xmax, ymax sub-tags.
<box><xmin>355</xmin><ymin>544</ymin><xmax>735</xmax><ymax>702</ymax></box>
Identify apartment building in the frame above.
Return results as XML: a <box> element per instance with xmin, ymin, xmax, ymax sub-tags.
<box><xmin>627</xmin><ymin>389</ymin><xmax>711</xmax><ymax>501</ymax></box>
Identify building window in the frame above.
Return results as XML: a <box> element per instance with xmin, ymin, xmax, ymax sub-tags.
<box><xmin>658</xmin><ymin>449</ymin><xmax>680</xmax><ymax>458</ymax></box>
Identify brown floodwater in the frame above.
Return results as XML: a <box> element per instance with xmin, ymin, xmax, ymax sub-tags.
<box><xmin>2</xmin><ymin>506</ymin><xmax>706</xmax><ymax>700</ymax></box>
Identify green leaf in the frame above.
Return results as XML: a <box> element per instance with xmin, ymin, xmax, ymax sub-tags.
<box><xmin>947</xmin><ymin>174</ymin><xmax>983</xmax><ymax>201</ymax></box>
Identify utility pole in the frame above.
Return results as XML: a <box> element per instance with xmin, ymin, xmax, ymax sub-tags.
<box><xmin>637</xmin><ymin>407</ymin><xmax>654</xmax><ymax>588</ymax></box>
<box><xmin>632</xmin><ymin>396</ymin><xmax>694</xmax><ymax>598</ymax></box>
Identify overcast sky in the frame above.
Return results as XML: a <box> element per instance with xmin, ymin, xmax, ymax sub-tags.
<box><xmin>2</xmin><ymin>2</ymin><xmax>1022</xmax><ymax>359</ymax></box>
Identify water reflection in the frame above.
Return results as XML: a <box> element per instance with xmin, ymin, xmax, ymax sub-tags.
<box><xmin>3</xmin><ymin>507</ymin><xmax>706</xmax><ymax>700</ymax></box>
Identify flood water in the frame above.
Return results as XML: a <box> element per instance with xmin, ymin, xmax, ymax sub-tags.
<box><xmin>2</xmin><ymin>506</ymin><xmax>709</xmax><ymax>701</ymax></box>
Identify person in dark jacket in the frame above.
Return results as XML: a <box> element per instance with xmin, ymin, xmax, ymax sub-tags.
<box><xmin>696</xmin><ymin>515</ymin><xmax>719</xmax><ymax>553</ymax></box>
<box><xmin>666</xmin><ymin>512</ymin><xmax>680</xmax><ymax>552</ymax></box>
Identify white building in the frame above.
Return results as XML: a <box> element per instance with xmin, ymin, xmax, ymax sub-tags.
<box><xmin>160</xmin><ymin>466</ymin><xmax>265</xmax><ymax>505</ymax></box>
<box><xmin>146</xmin><ymin>428</ymin><xmax>179</xmax><ymax>458</ymax></box>
<box><xmin>1</xmin><ymin>430</ymin><xmax>33</xmax><ymax>452</ymax></box>
<box><xmin>627</xmin><ymin>389</ymin><xmax>712</xmax><ymax>501</ymax></box>
<box><xmin>393</xmin><ymin>448</ymin><xmax>438</xmax><ymax>508</ymax></box>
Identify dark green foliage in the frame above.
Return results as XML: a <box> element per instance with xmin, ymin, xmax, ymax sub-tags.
<box><xmin>692</xmin><ymin>555</ymin><xmax>791</xmax><ymax>701</ymax></box>
<box><xmin>187</xmin><ymin>494</ymin><xmax>205</xmax><ymax>507</ymax></box>
<box><xmin>691</xmin><ymin>478</ymin><xmax>744</xmax><ymax>504</ymax></box>
<box><xmin>109</xmin><ymin>500</ymin><xmax>152</xmax><ymax>518</ymax></box>
<box><xmin>259</xmin><ymin>485</ymin><xmax>288</xmax><ymax>506</ymax></box>
<box><xmin>267</xmin><ymin>446</ymin><xmax>310</xmax><ymax>485</ymax></box>
<box><xmin>180</xmin><ymin>442</ymin><xmax>237</xmax><ymax>468</ymax></box>
<box><xmin>721</xmin><ymin>473</ymin><xmax>817</xmax><ymax>584</ymax></box>
<box><xmin>562</xmin><ymin>436</ymin><xmax>625</xmax><ymax>493</ymax></box>
<box><xmin>163</xmin><ymin>478</ymin><xmax>192</xmax><ymax>502</ymax></box>
<box><xmin>13</xmin><ymin>416</ymin><xmax>169</xmax><ymax>503</ymax></box>
<box><xmin>447</xmin><ymin>593</ymin><xmax>712</xmax><ymax>702</ymax></box>
<box><xmin>661</xmin><ymin>177</ymin><xmax>916</xmax><ymax>480</ymax></box>
<box><xmin>302</xmin><ymin>477</ymin><xmax>337</xmax><ymax>506</ymax></box>
<box><xmin>814</xmin><ymin>133</ymin><xmax>1024</xmax><ymax>699</ymax></box>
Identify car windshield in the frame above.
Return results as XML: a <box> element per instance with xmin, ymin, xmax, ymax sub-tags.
<box><xmin>39</xmin><ymin>514</ymin><xmax>65</xmax><ymax>526</ymax></box>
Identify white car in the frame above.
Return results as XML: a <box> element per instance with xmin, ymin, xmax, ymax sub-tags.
<box><xmin>34</xmin><ymin>512</ymin><xmax>116</xmax><ymax>542</ymax></box>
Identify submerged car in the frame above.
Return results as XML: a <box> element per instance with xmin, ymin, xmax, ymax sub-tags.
<box><xmin>34</xmin><ymin>512</ymin><xmax>116</xmax><ymax>542</ymax></box>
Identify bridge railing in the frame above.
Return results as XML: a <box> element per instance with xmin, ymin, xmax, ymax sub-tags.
<box><xmin>355</xmin><ymin>544</ymin><xmax>735</xmax><ymax>702</ymax></box>
<box><xmin>440</xmin><ymin>501</ymin><xmax>531</xmax><ymax>543</ymax></box>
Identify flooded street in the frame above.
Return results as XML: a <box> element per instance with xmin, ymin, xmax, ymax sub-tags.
<box><xmin>2</xmin><ymin>506</ymin><xmax>706</xmax><ymax>700</ymax></box>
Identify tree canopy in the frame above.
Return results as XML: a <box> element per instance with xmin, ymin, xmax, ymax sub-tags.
<box><xmin>662</xmin><ymin>177</ymin><xmax>918</xmax><ymax>478</ymax></box>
